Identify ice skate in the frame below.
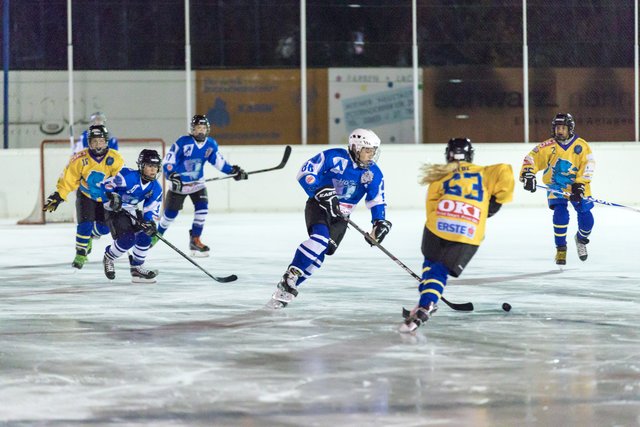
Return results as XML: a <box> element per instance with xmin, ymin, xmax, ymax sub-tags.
<box><xmin>72</xmin><ymin>253</ymin><xmax>87</xmax><ymax>270</ymax></box>
<box><xmin>555</xmin><ymin>246</ymin><xmax>567</xmax><ymax>265</ymax></box>
<box><xmin>129</xmin><ymin>255</ymin><xmax>158</xmax><ymax>284</ymax></box>
<box><xmin>574</xmin><ymin>234</ymin><xmax>589</xmax><ymax>261</ymax></box>
<box><xmin>398</xmin><ymin>303</ymin><xmax>438</xmax><ymax>333</ymax></box>
<box><xmin>189</xmin><ymin>230</ymin><xmax>210</xmax><ymax>258</ymax></box>
<box><xmin>103</xmin><ymin>254</ymin><xmax>116</xmax><ymax>280</ymax></box>
<box><xmin>266</xmin><ymin>266</ymin><xmax>302</xmax><ymax>309</ymax></box>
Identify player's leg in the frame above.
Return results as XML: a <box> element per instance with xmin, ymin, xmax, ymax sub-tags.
<box><xmin>103</xmin><ymin>211</ymin><xmax>137</xmax><ymax>280</ymax></box>
<box><xmin>90</xmin><ymin>203</ymin><xmax>110</xmax><ymax>255</ymax></box>
<box><xmin>268</xmin><ymin>199</ymin><xmax>332</xmax><ymax>308</ymax></box>
<box><xmin>153</xmin><ymin>190</ymin><xmax>187</xmax><ymax>246</ymax></box>
<box><xmin>188</xmin><ymin>189</ymin><xmax>210</xmax><ymax>257</ymax></box>
<box><xmin>129</xmin><ymin>232</ymin><xmax>158</xmax><ymax>284</ymax></box>
<box><xmin>549</xmin><ymin>200</ymin><xmax>569</xmax><ymax>265</ymax></box>
<box><xmin>73</xmin><ymin>193</ymin><xmax>99</xmax><ymax>269</ymax></box>
<box><xmin>573</xmin><ymin>199</ymin><xmax>594</xmax><ymax>261</ymax></box>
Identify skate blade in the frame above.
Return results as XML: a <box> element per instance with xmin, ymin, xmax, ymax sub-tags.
<box><xmin>265</xmin><ymin>299</ymin><xmax>286</xmax><ymax>310</ymax></box>
<box><xmin>131</xmin><ymin>277</ymin><xmax>157</xmax><ymax>284</ymax></box>
<box><xmin>190</xmin><ymin>251</ymin><xmax>210</xmax><ymax>258</ymax></box>
<box><xmin>398</xmin><ymin>322</ymin><xmax>418</xmax><ymax>334</ymax></box>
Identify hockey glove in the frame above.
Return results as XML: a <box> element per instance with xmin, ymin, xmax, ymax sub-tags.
<box><xmin>488</xmin><ymin>195</ymin><xmax>502</xmax><ymax>218</ymax></box>
<box><xmin>230</xmin><ymin>165</ymin><xmax>248</xmax><ymax>181</ymax></box>
<box><xmin>43</xmin><ymin>191</ymin><xmax>63</xmax><ymax>212</ymax></box>
<box><xmin>168</xmin><ymin>172</ymin><xmax>183</xmax><ymax>192</ymax></box>
<box><xmin>521</xmin><ymin>171</ymin><xmax>537</xmax><ymax>192</ymax></box>
<box><xmin>570</xmin><ymin>183</ymin><xmax>585</xmax><ymax>202</ymax></box>
<box><xmin>365</xmin><ymin>219</ymin><xmax>392</xmax><ymax>246</ymax></box>
<box><xmin>139</xmin><ymin>220</ymin><xmax>157</xmax><ymax>237</ymax></box>
<box><xmin>107</xmin><ymin>192</ymin><xmax>122</xmax><ymax>212</ymax></box>
<box><xmin>314</xmin><ymin>187</ymin><xmax>342</xmax><ymax>220</ymax></box>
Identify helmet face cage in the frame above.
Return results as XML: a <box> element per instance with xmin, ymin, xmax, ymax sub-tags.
<box><xmin>190</xmin><ymin>115</ymin><xmax>210</xmax><ymax>142</ymax></box>
<box><xmin>348</xmin><ymin>128</ymin><xmax>381</xmax><ymax>168</ymax></box>
<box><xmin>87</xmin><ymin>125</ymin><xmax>109</xmax><ymax>157</ymax></box>
<box><xmin>551</xmin><ymin>113</ymin><xmax>575</xmax><ymax>142</ymax></box>
<box><xmin>137</xmin><ymin>149</ymin><xmax>162</xmax><ymax>181</ymax></box>
<box><xmin>445</xmin><ymin>138</ymin><xmax>474</xmax><ymax>163</ymax></box>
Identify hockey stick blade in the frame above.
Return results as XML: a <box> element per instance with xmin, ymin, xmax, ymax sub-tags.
<box><xmin>123</xmin><ymin>211</ymin><xmax>236</xmax><ymax>283</ymax></box>
<box><xmin>205</xmin><ymin>145</ymin><xmax>292</xmax><ymax>183</ymax></box>
<box><xmin>346</xmin><ymin>218</ymin><xmax>474</xmax><ymax>312</ymax></box>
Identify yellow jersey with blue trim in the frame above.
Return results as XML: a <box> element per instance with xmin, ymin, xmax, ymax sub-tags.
<box><xmin>426</xmin><ymin>162</ymin><xmax>514</xmax><ymax>246</ymax></box>
<box><xmin>55</xmin><ymin>149</ymin><xmax>124</xmax><ymax>202</ymax></box>
<box><xmin>519</xmin><ymin>136</ymin><xmax>595</xmax><ymax>199</ymax></box>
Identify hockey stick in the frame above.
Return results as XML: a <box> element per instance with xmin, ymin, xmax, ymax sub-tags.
<box><xmin>345</xmin><ymin>218</ymin><xmax>474</xmax><ymax>312</ymax></box>
<box><xmin>124</xmin><ymin>211</ymin><xmax>237</xmax><ymax>283</ymax></box>
<box><xmin>204</xmin><ymin>145</ymin><xmax>292</xmax><ymax>183</ymax></box>
<box><xmin>537</xmin><ymin>184</ymin><xmax>640</xmax><ymax>214</ymax></box>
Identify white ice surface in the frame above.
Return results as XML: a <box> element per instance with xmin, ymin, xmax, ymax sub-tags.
<box><xmin>1</xmin><ymin>206</ymin><xmax>639</xmax><ymax>426</ymax></box>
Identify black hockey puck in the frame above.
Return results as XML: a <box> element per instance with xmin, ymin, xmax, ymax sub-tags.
<box><xmin>502</xmin><ymin>302</ymin><xmax>512</xmax><ymax>312</ymax></box>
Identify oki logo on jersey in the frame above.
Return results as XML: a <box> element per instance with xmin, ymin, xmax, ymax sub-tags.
<box><xmin>437</xmin><ymin>200</ymin><xmax>481</xmax><ymax>223</ymax></box>
<box><xmin>436</xmin><ymin>219</ymin><xmax>475</xmax><ymax>238</ymax></box>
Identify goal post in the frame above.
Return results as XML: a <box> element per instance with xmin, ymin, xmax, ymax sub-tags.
<box><xmin>18</xmin><ymin>138</ymin><xmax>166</xmax><ymax>225</ymax></box>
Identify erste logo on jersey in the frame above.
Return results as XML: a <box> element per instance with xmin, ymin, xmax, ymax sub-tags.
<box><xmin>436</xmin><ymin>218</ymin><xmax>475</xmax><ymax>238</ymax></box>
<box><xmin>437</xmin><ymin>200</ymin><xmax>480</xmax><ymax>224</ymax></box>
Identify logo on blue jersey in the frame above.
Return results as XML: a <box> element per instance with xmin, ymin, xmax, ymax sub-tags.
<box><xmin>436</xmin><ymin>219</ymin><xmax>475</xmax><ymax>238</ymax></box>
<box><xmin>361</xmin><ymin>170</ymin><xmax>373</xmax><ymax>184</ymax></box>
<box><xmin>106</xmin><ymin>157</ymin><xmax>114</xmax><ymax>166</ymax></box>
<box><xmin>574</xmin><ymin>145</ymin><xmax>582</xmax><ymax>154</ymax></box>
<box><xmin>550</xmin><ymin>158</ymin><xmax>577</xmax><ymax>190</ymax></box>
<box><xmin>183</xmin><ymin>144</ymin><xmax>194</xmax><ymax>157</ymax></box>
<box><xmin>330</xmin><ymin>158</ymin><xmax>348</xmax><ymax>175</ymax></box>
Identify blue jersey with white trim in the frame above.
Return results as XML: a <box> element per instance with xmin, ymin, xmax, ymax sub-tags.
<box><xmin>162</xmin><ymin>135</ymin><xmax>233</xmax><ymax>194</ymax></box>
<box><xmin>296</xmin><ymin>147</ymin><xmax>386</xmax><ymax>221</ymax></box>
<box><xmin>102</xmin><ymin>167</ymin><xmax>163</xmax><ymax>222</ymax></box>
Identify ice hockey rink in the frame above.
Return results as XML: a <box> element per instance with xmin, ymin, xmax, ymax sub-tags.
<box><xmin>1</xmin><ymin>205</ymin><xmax>639</xmax><ymax>426</ymax></box>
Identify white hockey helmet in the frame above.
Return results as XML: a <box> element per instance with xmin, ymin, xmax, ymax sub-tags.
<box><xmin>348</xmin><ymin>128</ymin><xmax>381</xmax><ymax>168</ymax></box>
<box><xmin>90</xmin><ymin>112</ymin><xmax>107</xmax><ymax>126</ymax></box>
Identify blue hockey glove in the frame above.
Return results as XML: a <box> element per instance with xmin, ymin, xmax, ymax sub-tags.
<box><xmin>230</xmin><ymin>165</ymin><xmax>248</xmax><ymax>181</ymax></box>
<box><xmin>43</xmin><ymin>191</ymin><xmax>63</xmax><ymax>212</ymax></box>
<box><xmin>570</xmin><ymin>183</ymin><xmax>585</xmax><ymax>202</ymax></box>
<box><xmin>314</xmin><ymin>187</ymin><xmax>342</xmax><ymax>220</ymax></box>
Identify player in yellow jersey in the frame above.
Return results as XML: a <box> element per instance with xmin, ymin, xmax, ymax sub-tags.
<box><xmin>519</xmin><ymin>113</ymin><xmax>595</xmax><ymax>265</ymax></box>
<box><xmin>400</xmin><ymin>138</ymin><xmax>514</xmax><ymax>332</ymax></box>
<box><xmin>43</xmin><ymin>125</ymin><xmax>124</xmax><ymax>269</ymax></box>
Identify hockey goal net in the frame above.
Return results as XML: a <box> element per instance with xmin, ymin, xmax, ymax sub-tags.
<box><xmin>18</xmin><ymin>138</ymin><xmax>166</xmax><ymax>225</ymax></box>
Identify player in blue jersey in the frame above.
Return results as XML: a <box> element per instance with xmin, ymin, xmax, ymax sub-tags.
<box><xmin>72</xmin><ymin>112</ymin><xmax>119</xmax><ymax>154</ymax></box>
<box><xmin>101</xmin><ymin>149</ymin><xmax>163</xmax><ymax>284</ymax></box>
<box><xmin>267</xmin><ymin>128</ymin><xmax>392</xmax><ymax>309</ymax></box>
<box><xmin>519</xmin><ymin>113</ymin><xmax>596</xmax><ymax>265</ymax></box>
<box><xmin>154</xmin><ymin>115</ymin><xmax>248</xmax><ymax>257</ymax></box>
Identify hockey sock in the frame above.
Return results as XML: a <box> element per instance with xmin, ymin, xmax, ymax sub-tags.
<box><xmin>191</xmin><ymin>201</ymin><xmax>208</xmax><ymax>237</ymax></box>
<box><xmin>289</xmin><ymin>224</ymin><xmax>330</xmax><ymax>285</ymax></box>
<box><xmin>418</xmin><ymin>260</ymin><xmax>448</xmax><ymax>308</ymax></box>
<box><xmin>552</xmin><ymin>205</ymin><xmax>569</xmax><ymax>247</ymax></box>
<box><xmin>76</xmin><ymin>221</ymin><xmax>93</xmax><ymax>254</ymax></box>
<box><xmin>130</xmin><ymin>233</ymin><xmax>152</xmax><ymax>265</ymax></box>
<box><xmin>158</xmin><ymin>209</ymin><xmax>179</xmax><ymax>235</ymax></box>
<box><xmin>105</xmin><ymin>232</ymin><xmax>136</xmax><ymax>260</ymax></box>
<box><xmin>576</xmin><ymin>210</ymin><xmax>594</xmax><ymax>241</ymax></box>
<box><xmin>93</xmin><ymin>222</ymin><xmax>110</xmax><ymax>238</ymax></box>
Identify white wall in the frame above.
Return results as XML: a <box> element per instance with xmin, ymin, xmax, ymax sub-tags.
<box><xmin>1</xmin><ymin>143</ymin><xmax>638</xmax><ymax>221</ymax></box>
